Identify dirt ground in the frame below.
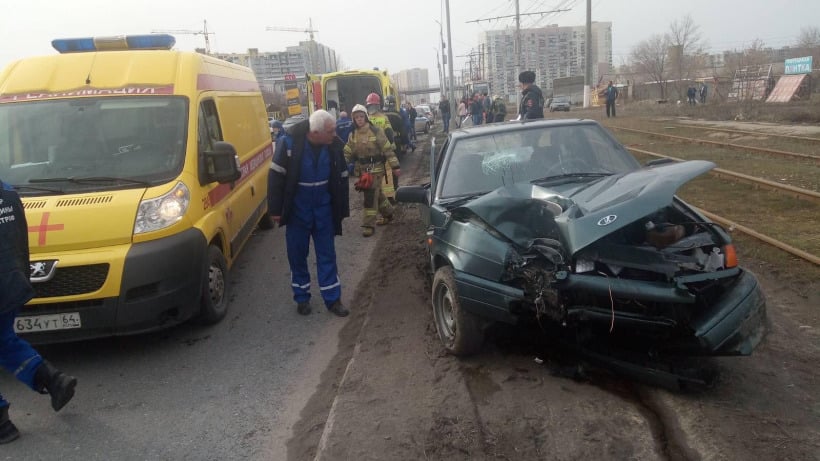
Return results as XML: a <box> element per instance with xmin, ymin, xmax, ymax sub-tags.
<box><xmin>287</xmin><ymin>121</ymin><xmax>819</xmax><ymax>461</ymax></box>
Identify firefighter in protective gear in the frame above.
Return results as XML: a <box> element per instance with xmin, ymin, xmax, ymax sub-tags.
<box><xmin>363</xmin><ymin>93</ymin><xmax>398</xmax><ymax>204</ymax></box>
<box><xmin>343</xmin><ymin>104</ymin><xmax>400</xmax><ymax>237</ymax></box>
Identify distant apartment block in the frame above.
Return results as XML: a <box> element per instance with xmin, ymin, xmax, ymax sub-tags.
<box><xmin>214</xmin><ymin>41</ymin><xmax>339</xmax><ymax>93</ymax></box>
<box><xmin>392</xmin><ymin>68</ymin><xmax>430</xmax><ymax>105</ymax></box>
<box><xmin>480</xmin><ymin>22</ymin><xmax>612</xmax><ymax>100</ymax></box>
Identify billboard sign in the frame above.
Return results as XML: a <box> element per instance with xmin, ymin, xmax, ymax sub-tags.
<box><xmin>784</xmin><ymin>56</ymin><xmax>812</xmax><ymax>75</ymax></box>
<box><xmin>284</xmin><ymin>73</ymin><xmax>301</xmax><ymax>116</ymax></box>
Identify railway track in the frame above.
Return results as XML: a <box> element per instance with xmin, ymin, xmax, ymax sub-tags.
<box><xmin>628</xmin><ymin>122</ymin><xmax>820</xmax><ymax>144</ymax></box>
<box><xmin>627</xmin><ymin>146</ymin><xmax>820</xmax><ymax>204</ymax></box>
<box><xmin>610</xmin><ymin>125</ymin><xmax>820</xmax><ymax>162</ymax></box>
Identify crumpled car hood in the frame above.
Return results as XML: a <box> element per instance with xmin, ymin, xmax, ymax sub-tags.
<box><xmin>451</xmin><ymin>160</ymin><xmax>715</xmax><ymax>255</ymax></box>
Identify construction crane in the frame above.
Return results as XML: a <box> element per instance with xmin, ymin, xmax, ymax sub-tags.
<box><xmin>152</xmin><ymin>19</ymin><xmax>214</xmax><ymax>54</ymax></box>
<box><xmin>265</xmin><ymin>18</ymin><xmax>318</xmax><ymax>41</ymax></box>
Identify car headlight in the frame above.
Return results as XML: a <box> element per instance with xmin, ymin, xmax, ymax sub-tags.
<box><xmin>134</xmin><ymin>182</ymin><xmax>190</xmax><ymax>234</ymax></box>
<box><xmin>574</xmin><ymin>258</ymin><xmax>595</xmax><ymax>273</ymax></box>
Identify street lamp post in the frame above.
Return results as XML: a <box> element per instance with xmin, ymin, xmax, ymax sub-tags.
<box><xmin>445</xmin><ymin>0</ymin><xmax>456</xmax><ymax>130</ymax></box>
<box><xmin>434</xmin><ymin>19</ymin><xmax>447</xmax><ymax>98</ymax></box>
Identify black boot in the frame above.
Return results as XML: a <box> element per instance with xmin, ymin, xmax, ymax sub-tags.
<box><xmin>0</xmin><ymin>405</ymin><xmax>20</xmax><ymax>444</ymax></box>
<box><xmin>34</xmin><ymin>360</ymin><xmax>77</xmax><ymax>412</ymax></box>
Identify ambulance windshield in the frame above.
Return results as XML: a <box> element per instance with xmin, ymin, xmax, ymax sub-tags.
<box><xmin>0</xmin><ymin>96</ymin><xmax>188</xmax><ymax>194</ymax></box>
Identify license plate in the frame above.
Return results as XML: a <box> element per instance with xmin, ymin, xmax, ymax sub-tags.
<box><xmin>14</xmin><ymin>312</ymin><xmax>81</xmax><ymax>333</ymax></box>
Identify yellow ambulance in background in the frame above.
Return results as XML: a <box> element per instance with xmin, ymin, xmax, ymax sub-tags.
<box><xmin>0</xmin><ymin>34</ymin><xmax>273</xmax><ymax>343</ymax></box>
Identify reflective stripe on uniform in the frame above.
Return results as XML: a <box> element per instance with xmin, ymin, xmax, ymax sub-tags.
<box><xmin>320</xmin><ymin>276</ymin><xmax>341</xmax><ymax>291</ymax></box>
<box><xmin>297</xmin><ymin>180</ymin><xmax>329</xmax><ymax>187</ymax></box>
<box><xmin>292</xmin><ymin>281</ymin><xmax>311</xmax><ymax>290</ymax></box>
<box><xmin>270</xmin><ymin>162</ymin><xmax>287</xmax><ymax>174</ymax></box>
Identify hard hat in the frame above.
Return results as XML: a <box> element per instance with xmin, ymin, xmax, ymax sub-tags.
<box><xmin>351</xmin><ymin>104</ymin><xmax>368</xmax><ymax>115</ymax></box>
<box><xmin>366</xmin><ymin>93</ymin><xmax>381</xmax><ymax>106</ymax></box>
<box><xmin>270</xmin><ymin>120</ymin><xmax>283</xmax><ymax>130</ymax></box>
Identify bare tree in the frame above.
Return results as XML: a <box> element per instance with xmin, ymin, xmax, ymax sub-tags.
<box><xmin>629</xmin><ymin>34</ymin><xmax>671</xmax><ymax>99</ymax></box>
<box><xmin>667</xmin><ymin>14</ymin><xmax>707</xmax><ymax>99</ymax></box>
<box><xmin>796</xmin><ymin>26</ymin><xmax>820</xmax><ymax>47</ymax></box>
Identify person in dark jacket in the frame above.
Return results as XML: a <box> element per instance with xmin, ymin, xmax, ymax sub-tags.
<box><xmin>518</xmin><ymin>71</ymin><xmax>544</xmax><ymax>120</ymax></box>
<box><xmin>267</xmin><ymin>110</ymin><xmax>351</xmax><ymax>317</ymax></box>
<box><xmin>605</xmin><ymin>81</ymin><xmax>619</xmax><ymax>117</ymax></box>
<box><xmin>0</xmin><ymin>180</ymin><xmax>77</xmax><ymax>444</ymax></box>
<box><xmin>335</xmin><ymin>111</ymin><xmax>353</xmax><ymax>144</ymax></box>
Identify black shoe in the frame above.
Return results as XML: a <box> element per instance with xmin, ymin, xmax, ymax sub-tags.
<box><xmin>0</xmin><ymin>406</ymin><xmax>20</xmax><ymax>445</ymax></box>
<box><xmin>297</xmin><ymin>302</ymin><xmax>311</xmax><ymax>316</ymax></box>
<box><xmin>327</xmin><ymin>301</ymin><xmax>349</xmax><ymax>317</ymax></box>
<box><xmin>33</xmin><ymin>361</ymin><xmax>77</xmax><ymax>412</ymax></box>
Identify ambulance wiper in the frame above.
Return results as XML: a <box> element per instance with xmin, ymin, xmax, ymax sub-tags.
<box><xmin>10</xmin><ymin>184</ymin><xmax>66</xmax><ymax>195</ymax></box>
<box><xmin>29</xmin><ymin>176</ymin><xmax>151</xmax><ymax>186</ymax></box>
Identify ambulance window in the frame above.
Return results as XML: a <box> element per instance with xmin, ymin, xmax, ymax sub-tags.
<box><xmin>198</xmin><ymin>100</ymin><xmax>223</xmax><ymax>152</ymax></box>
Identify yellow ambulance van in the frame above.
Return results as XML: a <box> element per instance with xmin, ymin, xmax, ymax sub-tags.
<box><xmin>0</xmin><ymin>34</ymin><xmax>273</xmax><ymax>343</ymax></box>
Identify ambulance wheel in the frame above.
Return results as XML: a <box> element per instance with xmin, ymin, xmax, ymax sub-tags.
<box><xmin>197</xmin><ymin>245</ymin><xmax>230</xmax><ymax>324</ymax></box>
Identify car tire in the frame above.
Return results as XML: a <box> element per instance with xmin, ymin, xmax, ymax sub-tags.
<box><xmin>196</xmin><ymin>245</ymin><xmax>230</xmax><ymax>325</ymax></box>
<box><xmin>432</xmin><ymin>266</ymin><xmax>484</xmax><ymax>356</ymax></box>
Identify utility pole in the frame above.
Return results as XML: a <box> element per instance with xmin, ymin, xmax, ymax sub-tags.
<box><xmin>515</xmin><ymin>0</ymin><xmax>521</xmax><ymax>109</ymax></box>
<box><xmin>584</xmin><ymin>0</ymin><xmax>592</xmax><ymax>108</ymax></box>
<box><xmin>434</xmin><ymin>19</ymin><xmax>447</xmax><ymax>99</ymax></box>
<box><xmin>445</xmin><ymin>0</ymin><xmax>456</xmax><ymax>130</ymax></box>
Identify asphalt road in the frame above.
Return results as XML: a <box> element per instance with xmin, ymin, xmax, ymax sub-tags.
<box><xmin>1</xmin><ymin>195</ymin><xmax>378</xmax><ymax>460</ymax></box>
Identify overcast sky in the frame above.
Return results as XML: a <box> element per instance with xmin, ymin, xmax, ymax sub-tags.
<box><xmin>1</xmin><ymin>0</ymin><xmax>817</xmax><ymax>83</ymax></box>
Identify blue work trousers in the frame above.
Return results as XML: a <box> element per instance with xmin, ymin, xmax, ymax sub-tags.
<box><xmin>285</xmin><ymin>204</ymin><xmax>341</xmax><ymax>308</ymax></box>
<box><xmin>0</xmin><ymin>308</ymin><xmax>42</xmax><ymax>407</ymax></box>
<box><xmin>442</xmin><ymin>114</ymin><xmax>450</xmax><ymax>133</ymax></box>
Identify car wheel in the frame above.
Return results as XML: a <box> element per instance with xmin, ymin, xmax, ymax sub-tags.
<box><xmin>196</xmin><ymin>245</ymin><xmax>230</xmax><ymax>325</ymax></box>
<box><xmin>432</xmin><ymin>266</ymin><xmax>484</xmax><ymax>356</ymax></box>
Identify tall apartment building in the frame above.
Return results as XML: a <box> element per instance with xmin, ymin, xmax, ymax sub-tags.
<box><xmin>213</xmin><ymin>41</ymin><xmax>339</xmax><ymax>93</ymax></box>
<box><xmin>392</xmin><ymin>68</ymin><xmax>430</xmax><ymax>105</ymax></box>
<box><xmin>480</xmin><ymin>22</ymin><xmax>612</xmax><ymax>101</ymax></box>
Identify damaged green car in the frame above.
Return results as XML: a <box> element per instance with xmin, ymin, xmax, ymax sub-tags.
<box><xmin>398</xmin><ymin>119</ymin><xmax>767</xmax><ymax>376</ymax></box>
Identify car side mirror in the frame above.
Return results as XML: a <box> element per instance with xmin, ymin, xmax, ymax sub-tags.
<box><xmin>396</xmin><ymin>185</ymin><xmax>429</xmax><ymax>205</ymax></box>
<box><xmin>205</xmin><ymin>141</ymin><xmax>242</xmax><ymax>184</ymax></box>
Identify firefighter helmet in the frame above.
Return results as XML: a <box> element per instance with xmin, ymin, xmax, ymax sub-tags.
<box><xmin>351</xmin><ymin>104</ymin><xmax>368</xmax><ymax>116</ymax></box>
<box><xmin>365</xmin><ymin>92</ymin><xmax>381</xmax><ymax>106</ymax></box>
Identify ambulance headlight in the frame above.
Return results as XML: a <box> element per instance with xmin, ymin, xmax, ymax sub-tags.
<box><xmin>134</xmin><ymin>182</ymin><xmax>190</xmax><ymax>234</ymax></box>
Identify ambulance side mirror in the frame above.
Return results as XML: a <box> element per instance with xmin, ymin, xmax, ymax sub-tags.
<box><xmin>204</xmin><ymin>141</ymin><xmax>242</xmax><ymax>184</ymax></box>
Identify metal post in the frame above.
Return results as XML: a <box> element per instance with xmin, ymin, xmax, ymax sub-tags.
<box><xmin>515</xmin><ymin>0</ymin><xmax>521</xmax><ymax>110</ymax></box>
<box><xmin>584</xmin><ymin>0</ymin><xmax>592</xmax><ymax>108</ymax></box>
<box><xmin>445</xmin><ymin>0</ymin><xmax>456</xmax><ymax>130</ymax></box>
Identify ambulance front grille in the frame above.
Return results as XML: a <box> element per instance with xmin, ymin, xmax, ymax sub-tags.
<box><xmin>32</xmin><ymin>264</ymin><xmax>109</xmax><ymax>298</ymax></box>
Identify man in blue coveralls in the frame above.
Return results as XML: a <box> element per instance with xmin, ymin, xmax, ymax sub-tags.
<box><xmin>0</xmin><ymin>179</ymin><xmax>78</xmax><ymax>443</ymax></box>
<box><xmin>267</xmin><ymin>110</ymin><xmax>351</xmax><ymax>317</ymax></box>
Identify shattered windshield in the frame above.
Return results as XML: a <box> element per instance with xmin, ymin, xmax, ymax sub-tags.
<box><xmin>0</xmin><ymin>96</ymin><xmax>188</xmax><ymax>194</ymax></box>
<box><xmin>439</xmin><ymin>124</ymin><xmax>639</xmax><ymax>199</ymax></box>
